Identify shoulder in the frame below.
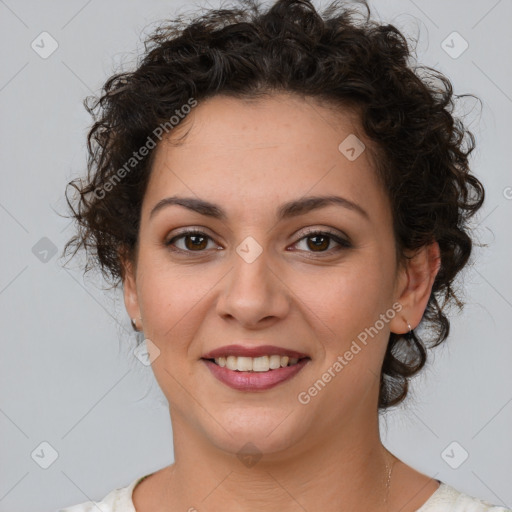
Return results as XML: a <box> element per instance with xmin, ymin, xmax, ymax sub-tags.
<box><xmin>57</xmin><ymin>475</ymin><xmax>150</xmax><ymax>512</ymax></box>
<box><xmin>417</xmin><ymin>482</ymin><xmax>511</xmax><ymax>512</ymax></box>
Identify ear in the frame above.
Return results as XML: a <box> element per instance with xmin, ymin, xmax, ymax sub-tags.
<box><xmin>120</xmin><ymin>253</ymin><xmax>141</xmax><ymax>325</ymax></box>
<box><xmin>390</xmin><ymin>241</ymin><xmax>441</xmax><ymax>334</ymax></box>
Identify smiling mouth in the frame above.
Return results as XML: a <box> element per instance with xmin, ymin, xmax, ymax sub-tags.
<box><xmin>202</xmin><ymin>355</ymin><xmax>310</xmax><ymax>372</ymax></box>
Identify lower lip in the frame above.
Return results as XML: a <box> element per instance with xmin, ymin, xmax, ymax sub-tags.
<box><xmin>202</xmin><ymin>358</ymin><xmax>309</xmax><ymax>391</ymax></box>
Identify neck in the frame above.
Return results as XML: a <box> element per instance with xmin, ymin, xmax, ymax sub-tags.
<box><xmin>163</xmin><ymin>402</ymin><xmax>396</xmax><ymax>511</ymax></box>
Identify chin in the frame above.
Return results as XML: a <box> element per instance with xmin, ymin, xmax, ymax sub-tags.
<box><xmin>202</xmin><ymin>407</ymin><xmax>309</xmax><ymax>459</ymax></box>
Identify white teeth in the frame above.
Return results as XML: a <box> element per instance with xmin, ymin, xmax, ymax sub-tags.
<box><xmin>269</xmin><ymin>355</ymin><xmax>281</xmax><ymax>369</ymax></box>
<box><xmin>226</xmin><ymin>356</ymin><xmax>237</xmax><ymax>370</ymax></box>
<box><xmin>212</xmin><ymin>355</ymin><xmax>303</xmax><ymax>371</ymax></box>
<box><xmin>252</xmin><ymin>356</ymin><xmax>270</xmax><ymax>372</ymax></box>
<box><xmin>237</xmin><ymin>356</ymin><xmax>253</xmax><ymax>372</ymax></box>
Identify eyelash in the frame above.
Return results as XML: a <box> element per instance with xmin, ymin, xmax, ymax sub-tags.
<box><xmin>165</xmin><ymin>228</ymin><xmax>352</xmax><ymax>257</ymax></box>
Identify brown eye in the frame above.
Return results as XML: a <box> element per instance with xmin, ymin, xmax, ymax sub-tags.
<box><xmin>306</xmin><ymin>234</ymin><xmax>331</xmax><ymax>251</ymax></box>
<box><xmin>166</xmin><ymin>230</ymin><xmax>215</xmax><ymax>252</ymax></box>
<box><xmin>184</xmin><ymin>233</ymin><xmax>208</xmax><ymax>250</ymax></box>
<box><xmin>293</xmin><ymin>230</ymin><xmax>352</xmax><ymax>254</ymax></box>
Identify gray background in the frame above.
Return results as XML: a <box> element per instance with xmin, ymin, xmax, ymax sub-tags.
<box><xmin>0</xmin><ymin>0</ymin><xmax>511</xmax><ymax>510</ymax></box>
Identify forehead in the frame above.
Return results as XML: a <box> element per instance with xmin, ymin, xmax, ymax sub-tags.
<box><xmin>156</xmin><ymin>93</ymin><xmax>364</xmax><ymax>154</ymax></box>
<box><xmin>142</xmin><ymin>93</ymin><xmax>389</xmax><ymax>223</ymax></box>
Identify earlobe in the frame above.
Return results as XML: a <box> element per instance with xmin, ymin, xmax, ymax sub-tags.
<box><xmin>390</xmin><ymin>242</ymin><xmax>441</xmax><ymax>334</ymax></box>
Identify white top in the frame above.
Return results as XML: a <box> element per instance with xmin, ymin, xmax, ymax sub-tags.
<box><xmin>58</xmin><ymin>474</ymin><xmax>511</xmax><ymax>511</ymax></box>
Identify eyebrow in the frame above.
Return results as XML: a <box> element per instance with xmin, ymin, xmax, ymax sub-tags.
<box><xmin>149</xmin><ymin>194</ymin><xmax>369</xmax><ymax>222</ymax></box>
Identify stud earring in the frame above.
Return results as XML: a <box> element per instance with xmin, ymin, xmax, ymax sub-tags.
<box><xmin>131</xmin><ymin>316</ymin><xmax>142</xmax><ymax>332</ymax></box>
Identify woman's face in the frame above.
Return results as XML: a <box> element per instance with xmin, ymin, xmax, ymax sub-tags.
<box><xmin>124</xmin><ymin>93</ymin><xmax>410</xmax><ymax>457</ymax></box>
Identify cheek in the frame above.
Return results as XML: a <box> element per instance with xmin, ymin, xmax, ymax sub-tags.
<box><xmin>296</xmin><ymin>255</ymin><xmax>396</xmax><ymax>374</ymax></box>
<box><xmin>135</xmin><ymin>254</ymin><xmax>210</xmax><ymax>346</ymax></box>
<box><xmin>303</xmin><ymin>259</ymin><xmax>393</xmax><ymax>328</ymax></box>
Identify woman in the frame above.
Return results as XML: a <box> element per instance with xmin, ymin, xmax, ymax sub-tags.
<box><xmin>60</xmin><ymin>0</ymin><xmax>509</xmax><ymax>510</ymax></box>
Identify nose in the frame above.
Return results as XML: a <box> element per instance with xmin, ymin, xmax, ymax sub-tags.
<box><xmin>215</xmin><ymin>243</ymin><xmax>290</xmax><ymax>329</ymax></box>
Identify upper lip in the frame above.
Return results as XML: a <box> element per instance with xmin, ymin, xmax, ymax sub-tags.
<box><xmin>202</xmin><ymin>344</ymin><xmax>309</xmax><ymax>359</ymax></box>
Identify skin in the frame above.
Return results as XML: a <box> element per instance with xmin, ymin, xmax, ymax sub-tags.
<box><xmin>122</xmin><ymin>93</ymin><xmax>442</xmax><ymax>511</ymax></box>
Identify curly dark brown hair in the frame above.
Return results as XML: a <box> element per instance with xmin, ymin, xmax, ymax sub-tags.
<box><xmin>63</xmin><ymin>0</ymin><xmax>485</xmax><ymax>409</ymax></box>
